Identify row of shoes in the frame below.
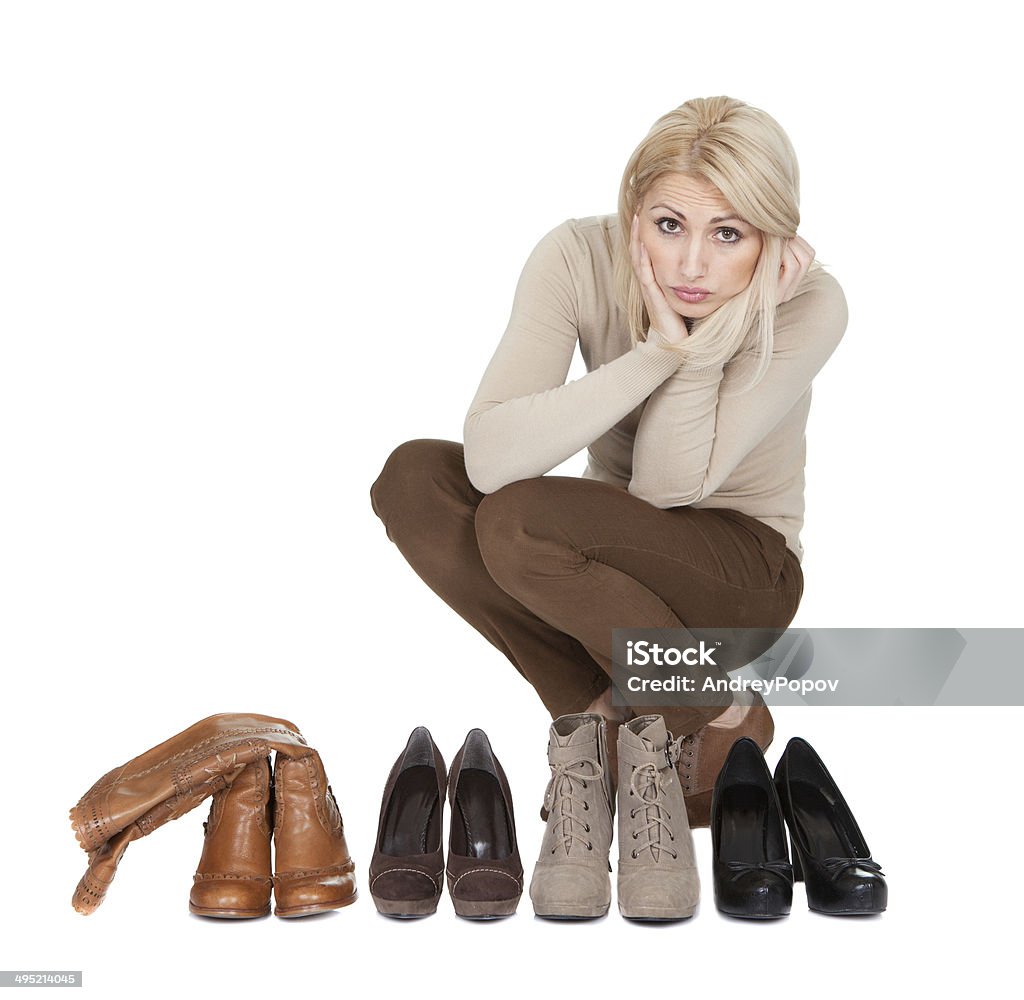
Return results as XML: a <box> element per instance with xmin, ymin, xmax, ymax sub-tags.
<box><xmin>370</xmin><ymin>716</ymin><xmax>886</xmax><ymax>921</ymax></box>
<box><xmin>536</xmin><ymin>713</ymin><xmax>887</xmax><ymax>920</ymax></box>
<box><xmin>70</xmin><ymin>712</ymin><xmax>883</xmax><ymax>922</ymax></box>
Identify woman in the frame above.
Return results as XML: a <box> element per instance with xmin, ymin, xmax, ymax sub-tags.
<box><xmin>370</xmin><ymin>96</ymin><xmax>846</xmax><ymax>828</ymax></box>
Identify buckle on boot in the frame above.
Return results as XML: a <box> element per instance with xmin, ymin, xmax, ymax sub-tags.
<box><xmin>664</xmin><ymin>738</ymin><xmax>681</xmax><ymax>768</ymax></box>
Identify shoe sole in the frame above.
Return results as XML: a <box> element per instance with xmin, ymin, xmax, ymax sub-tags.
<box><xmin>188</xmin><ymin>904</ymin><xmax>270</xmax><ymax>919</ymax></box>
<box><xmin>717</xmin><ymin>910</ymin><xmax>790</xmax><ymax>920</ymax></box>
<box><xmin>371</xmin><ymin>895</ymin><xmax>440</xmax><ymax>918</ymax></box>
<box><xmin>809</xmin><ymin>905</ymin><xmax>887</xmax><ymax>916</ymax></box>
<box><xmin>532</xmin><ymin>903</ymin><xmax>610</xmax><ymax>920</ymax></box>
<box><xmin>452</xmin><ymin>896</ymin><xmax>521</xmax><ymax>919</ymax></box>
<box><xmin>274</xmin><ymin>890</ymin><xmax>358</xmax><ymax>918</ymax></box>
<box><xmin>619</xmin><ymin>905</ymin><xmax>697</xmax><ymax>921</ymax></box>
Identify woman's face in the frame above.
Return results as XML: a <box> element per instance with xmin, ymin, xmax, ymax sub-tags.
<box><xmin>637</xmin><ymin>173</ymin><xmax>763</xmax><ymax>320</ymax></box>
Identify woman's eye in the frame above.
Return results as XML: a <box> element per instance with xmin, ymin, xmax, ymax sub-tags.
<box><xmin>716</xmin><ymin>228</ymin><xmax>742</xmax><ymax>243</ymax></box>
<box><xmin>656</xmin><ymin>218</ymin><xmax>682</xmax><ymax>234</ymax></box>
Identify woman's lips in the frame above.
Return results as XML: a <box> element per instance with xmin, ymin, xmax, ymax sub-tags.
<box><xmin>672</xmin><ymin>286</ymin><xmax>711</xmax><ymax>304</ymax></box>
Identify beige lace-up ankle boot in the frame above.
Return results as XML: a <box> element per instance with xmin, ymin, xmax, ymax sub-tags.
<box><xmin>529</xmin><ymin>714</ymin><xmax>614</xmax><ymax>919</ymax></box>
<box><xmin>617</xmin><ymin>715</ymin><xmax>699</xmax><ymax>920</ymax></box>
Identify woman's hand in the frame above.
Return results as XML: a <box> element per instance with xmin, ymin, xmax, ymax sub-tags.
<box><xmin>778</xmin><ymin>235</ymin><xmax>815</xmax><ymax>304</ymax></box>
<box><xmin>631</xmin><ymin>214</ymin><xmax>688</xmax><ymax>346</ymax></box>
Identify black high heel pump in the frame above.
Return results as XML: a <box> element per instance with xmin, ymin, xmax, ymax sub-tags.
<box><xmin>711</xmin><ymin>737</ymin><xmax>793</xmax><ymax>919</ymax></box>
<box><xmin>773</xmin><ymin>737</ymin><xmax>887</xmax><ymax>915</ymax></box>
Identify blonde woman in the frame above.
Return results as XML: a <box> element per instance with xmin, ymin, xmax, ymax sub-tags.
<box><xmin>371</xmin><ymin>96</ymin><xmax>845</xmax><ymax>827</ymax></box>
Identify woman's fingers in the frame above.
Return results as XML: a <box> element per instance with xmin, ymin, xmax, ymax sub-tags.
<box><xmin>791</xmin><ymin>234</ymin><xmax>816</xmax><ymax>262</ymax></box>
<box><xmin>778</xmin><ymin>235</ymin><xmax>816</xmax><ymax>304</ymax></box>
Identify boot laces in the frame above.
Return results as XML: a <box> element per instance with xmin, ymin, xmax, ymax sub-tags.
<box><xmin>628</xmin><ymin>762</ymin><xmax>677</xmax><ymax>862</ymax></box>
<box><xmin>542</xmin><ymin>756</ymin><xmax>604</xmax><ymax>855</ymax></box>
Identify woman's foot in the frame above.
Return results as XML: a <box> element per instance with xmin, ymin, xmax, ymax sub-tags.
<box><xmin>676</xmin><ymin>693</ymin><xmax>775</xmax><ymax>829</ymax></box>
<box><xmin>707</xmin><ymin>689</ymin><xmax>756</xmax><ymax>728</ymax></box>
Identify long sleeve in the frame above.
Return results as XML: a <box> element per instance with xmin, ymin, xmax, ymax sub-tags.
<box><xmin>463</xmin><ymin>220</ymin><xmax>684</xmax><ymax>494</ymax></box>
<box><xmin>628</xmin><ymin>268</ymin><xmax>848</xmax><ymax>508</ymax></box>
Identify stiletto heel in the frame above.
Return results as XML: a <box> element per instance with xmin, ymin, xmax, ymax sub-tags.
<box><xmin>774</xmin><ymin>737</ymin><xmax>886</xmax><ymax>916</ymax></box>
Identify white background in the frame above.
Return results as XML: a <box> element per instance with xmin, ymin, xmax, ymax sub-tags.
<box><xmin>1</xmin><ymin>1</ymin><xmax>1018</xmax><ymax>996</ymax></box>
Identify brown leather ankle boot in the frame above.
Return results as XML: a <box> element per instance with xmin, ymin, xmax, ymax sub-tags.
<box><xmin>677</xmin><ymin>694</ymin><xmax>774</xmax><ymax>829</ymax></box>
<box><xmin>189</xmin><ymin>758</ymin><xmax>273</xmax><ymax>918</ymax></box>
<box><xmin>273</xmin><ymin>750</ymin><xmax>357</xmax><ymax>917</ymax></box>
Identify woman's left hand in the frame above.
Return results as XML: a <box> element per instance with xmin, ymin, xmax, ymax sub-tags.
<box><xmin>778</xmin><ymin>235</ymin><xmax>815</xmax><ymax>304</ymax></box>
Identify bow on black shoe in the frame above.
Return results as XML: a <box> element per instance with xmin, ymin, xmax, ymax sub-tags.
<box><xmin>711</xmin><ymin>737</ymin><xmax>793</xmax><ymax>920</ymax></box>
<box><xmin>773</xmin><ymin>737</ymin><xmax>887</xmax><ymax>916</ymax></box>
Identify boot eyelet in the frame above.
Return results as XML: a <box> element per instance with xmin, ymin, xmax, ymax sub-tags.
<box><xmin>583</xmin><ymin>802</ymin><xmax>589</xmax><ymax>811</ymax></box>
<box><xmin>587</xmin><ymin>843</ymin><xmax>593</xmax><ymax>851</ymax></box>
<box><xmin>631</xmin><ymin>850</ymin><xmax>638</xmax><ymax>859</ymax></box>
<box><xmin>584</xmin><ymin>824</ymin><xmax>590</xmax><ymax>833</ymax></box>
<box><xmin>632</xmin><ymin>832</ymin><xmax>637</xmax><ymax>839</ymax></box>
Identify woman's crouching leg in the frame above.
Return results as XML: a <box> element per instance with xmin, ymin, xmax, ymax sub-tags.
<box><xmin>369</xmin><ymin>441</ymin><xmax>608</xmax><ymax>718</ymax></box>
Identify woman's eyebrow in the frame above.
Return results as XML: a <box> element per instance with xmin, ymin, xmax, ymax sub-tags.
<box><xmin>650</xmin><ymin>203</ymin><xmax>745</xmax><ymax>225</ymax></box>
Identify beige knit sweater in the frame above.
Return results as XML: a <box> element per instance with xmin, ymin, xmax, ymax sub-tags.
<box><xmin>463</xmin><ymin>216</ymin><xmax>847</xmax><ymax>562</ymax></box>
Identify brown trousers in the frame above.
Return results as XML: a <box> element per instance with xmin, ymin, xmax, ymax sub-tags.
<box><xmin>369</xmin><ymin>440</ymin><xmax>803</xmax><ymax>737</ymax></box>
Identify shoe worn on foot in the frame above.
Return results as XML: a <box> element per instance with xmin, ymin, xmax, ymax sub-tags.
<box><xmin>617</xmin><ymin>716</ymin><xmax>699</xmax><ymax>920</ymax></box>
<box><xmin>189</xmin><ymin>757</ymin><xmax>274</xmax><ymax>918</ymax></box>
<box><xmin>446</xmin><ymin>729</ymin><xmax>523</xmax><ymax>919</ymax></box>
<box><xmin>369</xmin><ymin>726</ymin><xmax>446</xmax><ymax>917</ymax></box>
<box><xmin>273</xmin><ymin>749</ymin><xmax>357</xmax><ymax>917</ymax></box>
<box><xmin>678</xmin><ymin>693</ymin><xmax>774</xmax><ymax>829</ymax></box>
<box><xmin>530</xmin><ymin>713</ymin><xmax>613</xmax><ymax>919</ymax></box>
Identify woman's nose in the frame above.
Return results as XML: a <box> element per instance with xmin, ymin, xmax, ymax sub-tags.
<box><xmin>678</xmin><ymin>241</ymin><xmax>707</xmax><ymax>281</ymax></box>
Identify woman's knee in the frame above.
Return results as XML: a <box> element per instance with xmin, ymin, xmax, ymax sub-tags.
<box><xmin>475</xmin><ymin>479</ymin><xmax>583</xmax><ymax>588</ymax></box>
<box><xmin>370</xmin><ymin>438</ymin><xmax>467</xmax><ymax>525</ymax></box>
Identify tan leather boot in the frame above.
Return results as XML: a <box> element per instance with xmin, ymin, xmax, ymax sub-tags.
<box><xmin>273</xmin><ymin>750</ymin><xmax>357</xmax><ymax>917</ymax></box>
<box><xmin>189</xmin><ymin>758</ymin><xmax>273</xmax><ymax>918</ymax></box>
<box><xmin>70</xmin><ymin>713</ymin><xmax>308</xmax><ymax>915</ymax></box>
<box><xmin>678</xmin><ymin>694</ymin><xmax>774</xmax><ymax>829</ymax></box>
<box><xmin>530</xmin><ymin>714</ymin><xmax>614</xmax><ymax>919</ymax></box>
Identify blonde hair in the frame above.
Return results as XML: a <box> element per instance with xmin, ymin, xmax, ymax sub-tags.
<box><xmin>614</xmin><ymin>96</ymin><xmax>801</xmax><ymax>391</ymax></box>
